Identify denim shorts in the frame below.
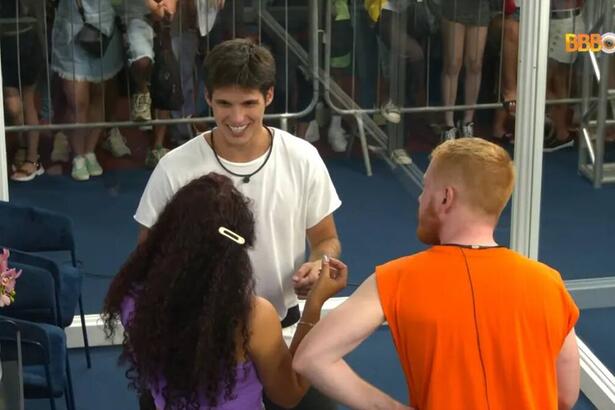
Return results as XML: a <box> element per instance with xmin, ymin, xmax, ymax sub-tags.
<box><xmin>548</xmin><ymin>11</ymin><xmax>585</xmax><ymax>64</ymax></box>
<box><xmin>51</xmin><ymin>0</ymin><xmax>123</xmax><ymax>82</ymax></box>
<box><xmin>125</xmin><ymin>17</ymin><xmax>154</xmax><ymax>64</ymax></box>
<box><xmin>114</xmin><ymin>1</ymin><xmax>154</xmax><ymax>64</ymax></box>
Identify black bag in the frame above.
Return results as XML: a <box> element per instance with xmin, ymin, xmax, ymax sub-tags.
<box><xmin>75</xmin><ymin>0</ymin><xmax>112</xmax><ymax>58</ymax></box>
<box><xmin>150</xmin><ymin>19</ymin><xmax>184</xmax><ymax>111</ymax></box>
<box><xmin>413</xmin><ymin>0</ymin><xmax>441</xmax><ymax>37</ymax></box>
<box><xmin>331</xmin><ymin>19</ymin><xmax>353</xmax><ymax>58</ymax></box>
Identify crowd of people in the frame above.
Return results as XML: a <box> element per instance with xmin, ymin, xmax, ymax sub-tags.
<box><xmin>3</xmin><ymin>0</ymin><xmax>234</xmax><ymax>182</ymax></box>
<box><xmin>1</xmin><ymin>0</ymin><xmax>592</xmax><ymax>184</ymax></box>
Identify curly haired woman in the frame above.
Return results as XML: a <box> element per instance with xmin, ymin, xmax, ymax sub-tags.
<box><xmin>103</xmin><ymin>173</ymin><xmax>347</xmax><ymax>409</ymax></box>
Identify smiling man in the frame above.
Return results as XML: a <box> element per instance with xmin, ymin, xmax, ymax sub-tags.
<box><xmin>133</xmin><ymin>38</ymin><xmax>342</xmax><ymax>410</ymax></box>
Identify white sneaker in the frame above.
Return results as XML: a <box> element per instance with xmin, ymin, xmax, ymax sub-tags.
<box><xmin>328</xmin><ymin>122</ymin><xmax>348</xmax><ymax>153</ymax></box>
<box><xmin>304</xmin><ymin>120</ymin><xmax>320</xmax><ymax>143</ymax></box>
<box><xmin>51</xmin><ymin>132</ymin><xmax>70</xmax><ymax>163</ymax></box>
<box><xmin>460</xmin><ymin>121</ymin><xmax>474</xmax><ymax>138</ymax></box>
<box><xmin>131</xmin><ymin>92</ymin><xmax>152</xmax><ymax>122</ymax></box>
<box><xmin>381</xmin><ymin>101</ymin><xmax>401</xmax><ymax>124</ymax></box>
<box><xmin>71</xmin><ymin>156</ymin><xmax>90</xmax><ymax>181</ymax></box>
<box><xmin>103</xmin><ymin>128</ymin><xmax>132</xmax><ymax>158</ymax></box>
<box><xmin>84</xmin><ymin>152</ymin><xmax>103</xmax><ymax>176</ymax></box>
<box><xmin>391</xmin><ymin>148</ymin><xmax>412</xmax><ymax>165</ymax></box>
<box><xmin>145</xmin><ymin>146</ymin><xmax>170</xmax><ymax>168</ymax></box>
<box><xmin>441</xmin><ymin>127</ymin><xmax>457</xmax><ymax>142</ymax></box>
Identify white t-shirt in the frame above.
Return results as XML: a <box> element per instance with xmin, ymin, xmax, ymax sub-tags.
<box><xmin>134</xmin><ymin>128</ymin><xmax>342</xmax><ymax>318</ymax></box>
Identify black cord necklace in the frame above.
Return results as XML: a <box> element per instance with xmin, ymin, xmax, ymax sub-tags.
<box><xmin>210</xmin><ymin>126</ymin><xmax>274</xmax><ymax>183</ymax></box>
<box><xmin>440</xmin><ymin>243</ymin><xmax>503</xmax><ymax>250</ymax></box>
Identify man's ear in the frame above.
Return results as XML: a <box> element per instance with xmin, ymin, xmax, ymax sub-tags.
<box><xmin>205</xmin><ymin>88</ymin><xmax>212</xmax><ymax>106</ymax></box>
<box><xmin>442</xmin><ymin>187</ymin><xmax>455</xmax><ymax>211</ymax></box>
<box><xmin>265</xmin><ymin>87</ymin><xmax>274</xmax><ymax>106</ymax></box>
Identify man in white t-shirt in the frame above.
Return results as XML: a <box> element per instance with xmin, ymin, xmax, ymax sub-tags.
<box><xmin>134</xmin><ymin>38</ymin><xmax>342</xmax><ymax>410</ymax></box>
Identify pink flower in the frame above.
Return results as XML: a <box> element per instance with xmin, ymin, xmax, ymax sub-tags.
<box><xmin>1</xmin><ymin>268</ymin><xmax>21</xmax><ymax>288</ymax></box>
<box><xmin>0</xmin><ymin>248</ymin><xmax>8</xmax><ymax>273</ymax></box>
<box><xmin>0</xmin><ymin>249</ymin><xmax>21</xmax><ymax>308</ymax></box>
<box><xmin>0</xmin><ymin>294</ymin><xmax>11</xmax><ymax>307</ymax></box>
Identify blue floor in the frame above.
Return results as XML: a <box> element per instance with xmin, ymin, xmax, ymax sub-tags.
<box><xmin>25</xmin><ymin>334</ymin><xmax>598</xmax><ymax>410</ymax></box>
<box><xmin>10</xmin><ymin>148</ymin><xmax>614</xmax><ymax>410</ymax></box>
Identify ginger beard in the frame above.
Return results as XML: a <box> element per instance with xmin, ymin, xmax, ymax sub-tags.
<box><xmin>416</xmin><ymin>196</ymin><xmax>441</xmax><ymax>245</ymax></box>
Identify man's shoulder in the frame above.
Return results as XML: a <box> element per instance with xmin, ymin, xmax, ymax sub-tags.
<box><xmin>272</xmin><ymin>127</ymin><xmax>322</xmax><ymax>159</ymax></box>
<box><xmin>509</xmin><ymin>250</ymin><xmax>565</xmax><ymax>284</ymax></box>
<box><xmin>160</xmin><ymin>134</ymin><xmax>205</xmax><ymax>162</ymax></box>
<box><xmin>157</xmin><ymin>134</ymin><xmax>208</xmax><ymax>169</ymax></box>
<box><xmin>376</xmin><ymin>252</ymin><xmax>427</xmax><ymax>277</ymax></box>
<box><xmin>382</xmin><ymin>248</ymin><xmax>435</xmax><ymax>266</ymax></box>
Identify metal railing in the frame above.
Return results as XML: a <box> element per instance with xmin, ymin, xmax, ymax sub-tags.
<box><xmin>578</xmin><ymin>0</ymin><xmax>615</xmax><ymax>187</ymax></box>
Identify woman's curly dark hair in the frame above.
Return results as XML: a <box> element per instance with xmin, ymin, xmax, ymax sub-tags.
<box><xmin>102</xmin><ymin>173</ymin><xmax>256</xmax><ymax>409</ymax></box>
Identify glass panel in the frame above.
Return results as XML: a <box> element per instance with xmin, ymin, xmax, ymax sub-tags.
<box><xmin>540</xmin><ymin>0</ymin><xmax>615</xmax><ymax>377</ymax></box>
<box><xmin>577</xmin><ymin>307</ymin><xmax>615</xmax><ymax>374</ymax></box>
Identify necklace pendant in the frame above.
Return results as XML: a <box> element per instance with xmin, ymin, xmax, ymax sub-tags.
<box><xmin>243</xmin><ymin>176</ymin><xmax>250</xmax><ymax>183</ymax></box>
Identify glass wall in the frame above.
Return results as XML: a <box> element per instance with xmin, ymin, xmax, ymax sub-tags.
<box><xmin>1</xmin><ymin>0</ymin><xmax>613</xmax><ymax>408</ymax></box>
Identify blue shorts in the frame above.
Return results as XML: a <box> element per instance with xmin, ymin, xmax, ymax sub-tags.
<box><xmin>51</xmin><ymin>0</ymin><xmax>123</xmax><ymax>82</ymax></box>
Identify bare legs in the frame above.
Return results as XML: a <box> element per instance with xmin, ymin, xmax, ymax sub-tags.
<box><xmin>493</xmin><ymin>16</ymin><xmax>519</xmax><ymax>139</ymax></box>
<box><xmin>5</xmin><ymin>85</ymin><xmax>41</xmax><ymax>179</ymax></box>
<box><xmin>441</xmin><ymin>18</ymin><xmax>488</xmax><ymax>133</ymax></box>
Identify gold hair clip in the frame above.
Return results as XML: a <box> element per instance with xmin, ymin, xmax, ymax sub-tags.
<box><xmin>218</xmin><ymin>227</ymin><xmax>246</xmax><ymax>245</ymax></box>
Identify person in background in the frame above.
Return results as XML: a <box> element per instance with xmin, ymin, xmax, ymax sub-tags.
<box><xmin>440</xmin><ymin>0</ymin><xmax>492</xmax><ymax>140</ymax></box>
<box><xmin>544</xmin><ymin>0</ymin><xmax>585</xmax><ymax>152</ymax></box>
<box><xmin>50</xmin><ymin>0</ymin><xmax>124</xmax><ymax>181</ymax></box>
<box><xmin>491</xmin><ymin>0</ymin><xmax>519</xmax><ymax>144</ymax></box>
<box><xmin>1</xmin><ymin>0</ymin><xmax>45</xmax><ymax>182</ymax></box>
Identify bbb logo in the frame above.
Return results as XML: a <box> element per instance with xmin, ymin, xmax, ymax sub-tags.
<box><xmin>565</xmin><ymin>32</ymin><xmax>615</xmax><ymax>53</ymax></box>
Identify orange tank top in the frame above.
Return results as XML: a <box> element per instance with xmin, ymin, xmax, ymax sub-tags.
<box><xmin>376</xmin><ymin>245</ymin><xmax>579</xmax><ymax>410</ymax></box>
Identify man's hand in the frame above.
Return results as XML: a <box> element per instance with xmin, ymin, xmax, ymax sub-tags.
<box><xmin>215</xmin><ymin>0</ymin><xmax>226</xmax><ymax>9</ymax></box>
<box><xmin>307</xmin><ymin>256</ymin><xmax>347</xmax><ymax>306</ymax></box>
<box><xmin>146</xmin><ymin>0</ymin><xmax>177</xmax><ymax>19</ymax></box>
<box><xmin>292</xmin><ymin>260</ymin><xmax>322</xmax><ymax>299</ymax></box>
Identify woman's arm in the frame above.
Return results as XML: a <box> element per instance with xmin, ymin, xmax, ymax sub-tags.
<box><xmin>248</xmin><ymin>256</ymin><xmax>347</xmax><ymax>408</ymax></box>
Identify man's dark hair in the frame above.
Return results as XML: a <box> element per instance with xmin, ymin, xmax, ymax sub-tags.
<box><xmin>204</xmin><ymin>38</ymin><xmax>276</xmax><ymax>96</ymax></box>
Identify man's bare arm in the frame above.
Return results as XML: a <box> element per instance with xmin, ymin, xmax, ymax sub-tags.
<box><xmin>292</xmin><ymin>215</ymin><xmax>341</xmax><ymax>297</ymax></box>
<box><xmin>293</xmin><ymin>275</ymin><xmax>412</xmax><ymax>410</ymax></box>
<box><xmin>557</xmin><ymin>328</ymin><xmax>580</xmax><ymax>410</ymax></box>
<box><xmin>137</xmin><ymin>226</ymin><xmax>150</xmax><ymax>245</ymax></box>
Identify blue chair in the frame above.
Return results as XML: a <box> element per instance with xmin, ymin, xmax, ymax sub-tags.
<box><xmin>1</xmin><ymin>250</ymin><xmax>61</xmax><ymax>328</ymax></box>
<box><xmin>5</xmin><ymin>250</ymin><xmax>81</xmax><ymax>336</ymax></box>
<box><xmin>0</xmin><ymin>251</ymin><xmax>77</xmax><ymax>409</ymax></box>
<box><xmin>0</xmin><ymin>318</ymin><xmax>24</xmax><ymax>410</ymax></box>
<box><xmin>0</xmin><ymin>202</ymin><xmax>91</xmax><ymax>368</ymax></box>
<box><xmin>0</xmin><ymin>316</ymin><xmax>75</xmax><ymax>410</ymax></box>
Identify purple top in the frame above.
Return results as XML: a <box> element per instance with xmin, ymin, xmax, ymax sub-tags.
<box><xmin>120</xmin><ymin>294</ymin><xmax>264</xmax><ymax>410</ymax></box>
